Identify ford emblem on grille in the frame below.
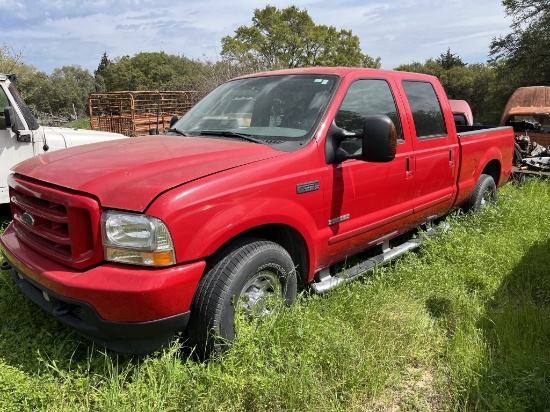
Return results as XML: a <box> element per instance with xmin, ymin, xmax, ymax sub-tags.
<box><xmin>21</xmin><ymin>212</ymin><xmax>35</xmax><ymax>226</ymax></box>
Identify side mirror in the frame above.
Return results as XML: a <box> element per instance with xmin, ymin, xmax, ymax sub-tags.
<box><xmin>4</xmin><ymin>106</ymin><xmax>14</xmax><ymax>128</ymax></box>
<box><xmin>169</xmin><ymin>115</ymin><xmax>178</xmax><ymax>128</ymax></box>
<box><xmin>4</xmin><ymin>106</ymin><xmax>31</xmax><ymax>142</ymax></box>
<box><xmin>361</xmin><ymin>115</ymin><xmax>397</xmax><ymax>163</ymax></box>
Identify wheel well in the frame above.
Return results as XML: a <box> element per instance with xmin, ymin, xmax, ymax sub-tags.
<box><xmin>223</xmin><ymin>224</ymin><xmax>310</xmax><ymax>288</ymax></box>
<box><xmin>481</xmin><ymin>160</ymin><xmax>501</xmax><ymax>185</ymax></box>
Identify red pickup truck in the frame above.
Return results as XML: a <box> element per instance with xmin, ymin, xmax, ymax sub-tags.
<box><xmin>1</xmin><ymin>67</ymin><xmax>514</xmax><ymax>355</ymax></box>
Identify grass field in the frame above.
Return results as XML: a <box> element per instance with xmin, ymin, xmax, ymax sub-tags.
<box><xmin>0</xmin><ymin>178</ymin><xmax>549</xmax><ymax>411</ymax></box>
<box><xmin>63</xmin><ymin>117</ymin><xmax>92</xmax><ymax>129</ymax></box>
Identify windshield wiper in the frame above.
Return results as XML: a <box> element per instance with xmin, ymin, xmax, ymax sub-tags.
<box><xmin>199</xmin><ymin>130</ymin><xmax>266</xmax><ymax>145</ymax></box>
<box><xmin>165</xmin><ymin>128</ymin><xmax>190</xmax><ymax>136</ymax></box>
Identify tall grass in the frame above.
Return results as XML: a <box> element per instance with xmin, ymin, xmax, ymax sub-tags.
<box><xmin>0</xmin><ymin>179</ymin><xmax>549</xmax><ymax>411</ymax></box>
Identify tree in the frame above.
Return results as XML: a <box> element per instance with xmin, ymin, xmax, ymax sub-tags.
<box><xmin>436</xmin><ymin>48</ymin><xmax>466</xmax><ymax>70</ymax></box>
<box><xmin>395</xmin><ymin>54</ymin><xmax>501</xmax><ymax>124</ymax></box>
<box><xmin>0</xmin><ymin>43</ymin><xmax>25</xmax><ymax>74</ymax></box>
<box><xmin>395</xmin><ymin>59</ymin><xmax>444</xmax><ymax>77</ymax></box>
<box><xmin>98</xmin><ymin>52</ymin><xmax>206</xmax><ymax>91</ymax></box>
<box><xmin>221</xmin><ymin>5</ymin><xmax>380</xmax><ymax>70</ymax></box>
<box><xmin>93</xmin><ymin>52</ymin><xmax>111</xmax><ymax>92</ymax></box>
<box><xmin>19</xmin><ymin>71</ymin><xmax>51</xmax><ymax>112</ymax></box>
<box><xmin>0</xmin><ymin>43</ymin><xmax>42</xmax><ymax>93</ymax></box>
<box><xmin>0</xmin><ymin>43</ymin><xmax>53</xmax><ymax>115</ymax></box>
<box><xmin>490</xmin><ymin>0</ymin><xmax>550</xmax><ymax>86</ymax></box>
<box><xmin>45</xmin><ymin>65</ymin><xmax>96</xmax><ymax>116</ymax></box>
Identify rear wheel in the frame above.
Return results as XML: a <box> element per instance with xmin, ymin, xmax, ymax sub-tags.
<box><xmin>464</xmin><ymin>174</ymin><xmax>497</xmax><ymax>211</ymax></box>
<box><xmin>187</xmin><ymin>238</ymin><xmax>297</xmax><ymax>357</ymax></box>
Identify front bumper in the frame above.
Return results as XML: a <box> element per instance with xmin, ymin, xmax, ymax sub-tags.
<box><xmin>1</xmin><ymin>223</ymin><xmax>206</xmax><ymax>354</ymax></box>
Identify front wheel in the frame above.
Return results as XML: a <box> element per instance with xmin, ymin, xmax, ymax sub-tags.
<box><xmin>187</xmin><ymin>238</ymin><xmax>297</xmax><ymax>357</ymax></box>
<box><xmin>464</xmin><ymin>174</ymin><xmax>497</xmax><ymax>212</ymax></box>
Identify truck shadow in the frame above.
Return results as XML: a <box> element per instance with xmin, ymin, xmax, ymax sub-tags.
<box><xmin>469</xmin><ymin>237</ymin><xmax>550</xmax><ymax>409</ymax></box>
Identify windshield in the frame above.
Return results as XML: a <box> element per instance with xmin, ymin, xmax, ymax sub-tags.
<box><xmin>172</xmin><ymin>74</ymin><xmax>338</xmax><ymax>151</ymax></box>
<box><xmin>8</xmin><ymin>82</ymin><xmax>39</xmax><ymax>130</ymax></box>
<box><xmin>506</xmin><ymin>114</ymin><xmax>550</xmax><ymax>133</ymax></box>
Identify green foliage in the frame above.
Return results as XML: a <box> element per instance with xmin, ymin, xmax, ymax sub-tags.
<box><xmin>63</xmin><ymin>117</ymin><xmax>92</xmax><ymax>129</ymax></box>
<box><xmin>440</xmin><ymin>63</ymin><xmax>500</xmax><ymax>125</ymax></box>
<box><xmin>490</xmin><ymin>0</ymin><xmax>550</xmax><ymax>86</ymax></box>
<box><xmin>98</xmin><ymin>52</ymin><xmax>207</xmax><ymax>92</ymax></box>
<box><xmin>0</xmin><ymin>43</ymin><xmax>34</xmax><ymax>78</ymax></box>
<box><xmin>485</xmin><ymin>1</ymin><xmax>550</xmax><ymax>125</ymax></box>
<box><xmin>93</xmin><ymin>52</ymin><xmax>111</xmax><ymax>92</ymax></box>
<box><xmin>436</xmin><ymin>48</ymin><xmax>466</xmax><ymax>70</ymax></box>
<box><xmin>2</xmin><ymin>2</ymin><xmax>544</xmax><ymax>129</ymax></box>
<box><xmin>0</xmin><ymin>60</ymin><xmax>94</xmax><ymax>118</ymax></box>
<box><xmin>221</xmin><ymin>5</ymin><xmax>381</xmax><ymax>70</ymax></box>
<box><xmin>0</xmin><ymin>43</ymin><xmax>49</xmax><ymax>110</ymax></box>
<box><xmin>48</xmin><ymin>65</ymin><xmax>95</xmax><ymax>115</ymax></box>
<box><xmin>395</xmin><ymin>55</ymin><xmax>502</xmax><ymax>124</ymax></box>
<box><xmin>1</xmin><ymin>179</ymin><xmax>550</xmax><ymax>410</ymax></box>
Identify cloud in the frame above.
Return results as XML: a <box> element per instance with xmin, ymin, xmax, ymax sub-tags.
<box><xmin>1</xmin><ymin>0</ymin><xmax>512</xmax><ymax>73</ymax></box>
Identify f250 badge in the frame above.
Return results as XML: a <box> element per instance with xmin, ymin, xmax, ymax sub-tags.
<box><xmin>21</xmin><ymin>212</ymin><xmax>35</xmax><ymax>226</ymax></box>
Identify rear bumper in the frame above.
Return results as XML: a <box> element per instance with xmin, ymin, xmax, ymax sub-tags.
<box><xmin>1</xmin><ymin>223</ymin><xmax>206</xmax><ymax>354</ymax></box>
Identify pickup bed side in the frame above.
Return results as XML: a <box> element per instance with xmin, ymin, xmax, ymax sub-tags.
<box><xmin>455</xmin><ymin>127</ymin><xmax>514</xmax><ymax>207</ymax></box>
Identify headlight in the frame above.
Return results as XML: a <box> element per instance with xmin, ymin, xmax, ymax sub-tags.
<box><xmin>101</xmin><ymin>211</ymin><xmax>175</xmax><ymax>267</ymax></box>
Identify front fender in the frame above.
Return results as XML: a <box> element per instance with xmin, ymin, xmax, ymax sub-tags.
<box><xmin>148</xmin><ymin>185</ymin><xmax>323</xmax><ymax>273</ymax></box>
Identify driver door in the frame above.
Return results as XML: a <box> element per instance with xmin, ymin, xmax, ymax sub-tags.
<box><xmin>321</xmin><ymin>76</ymin><xmax>416</xmax><ymax>265</ymax></box>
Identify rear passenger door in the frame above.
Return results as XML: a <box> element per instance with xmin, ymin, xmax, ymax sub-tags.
<box><xmin>401</xmin><ymin>80</ymin><xmax>459</xmax><ymax>221</ymax></box>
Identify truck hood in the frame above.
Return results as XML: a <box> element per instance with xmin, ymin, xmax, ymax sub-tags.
<box><xmin>41</xmin><ymin>126</ymin><xmax>127</xmax><ymax>150</ymax></box>
<box><xmin>12</xmin><ymin>136</ymin><xmax>284</xmax><ymax>211</ymax></box>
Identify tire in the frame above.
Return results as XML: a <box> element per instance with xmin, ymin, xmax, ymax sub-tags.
<box><xmin>464</xmin><ymin>174</ymin><xmax>497</xmax><ymax>212</ymax></box>
<box><xmin>187</xmin><ymin>238</ymin><xmax>297</xmax><ymax>357</ymax></box>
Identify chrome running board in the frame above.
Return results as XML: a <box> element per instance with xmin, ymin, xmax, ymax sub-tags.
<box><xmin>310</xmin><ymin>224</ymin><xmax>445</xmax><ymax>294</ymax></box>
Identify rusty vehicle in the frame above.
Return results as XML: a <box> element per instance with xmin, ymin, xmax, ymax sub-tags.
<box><xmin>500</xmin><ymin>86</ymin><xmax>550</xmax><ymax>176</ymax></box>
<box><xmin>89</xmin><ymin>90</ymin><xmax>207</xmax><ymax>137</ymax></box>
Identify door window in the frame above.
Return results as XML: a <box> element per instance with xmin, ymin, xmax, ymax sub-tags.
<box><xmin>402</xmin><ymin>80</ymin><xmax>447</xmax><ymax>139</ymax></box>
<box><xmin>334</xmin><ymin>79</ymin><xmax>404</xmax><ymax>156</ymax></box>
<box><xmin>0</xmin><ymin>87</ymin><xmax>9</xmax><ymax>129</ymax></box>
<box><xmin>335</xmin><ymin>79</ymin><xmax>403</xmax><ymax>140</ymax></box>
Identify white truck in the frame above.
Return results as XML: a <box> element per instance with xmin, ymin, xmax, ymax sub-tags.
<box><xmin>0</xmin><ymin>73</ymin><xmax>127</xmax><ymax>205</ymax></box>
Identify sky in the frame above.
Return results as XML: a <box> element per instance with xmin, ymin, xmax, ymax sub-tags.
<box><xmin>0</xmin><ymin>0</ymin><xmax>512</xmax><ymax>74</ymax></box>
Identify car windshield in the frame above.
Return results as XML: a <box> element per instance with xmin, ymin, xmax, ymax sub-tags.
<box><xmin>507</xmin><ymin>114</ymin><xmax>550</xmax><ymax>133</ymax></box>
<box><xmin>171</xmin><ymin>74</ymin><xmax>338</xmax><ymax>151</ymax></box>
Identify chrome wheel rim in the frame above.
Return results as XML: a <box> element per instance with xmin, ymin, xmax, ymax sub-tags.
<box><xmin>238</xmin><ymin>270</ymin><xmax>282</xmax><ymax>318</ymax></box>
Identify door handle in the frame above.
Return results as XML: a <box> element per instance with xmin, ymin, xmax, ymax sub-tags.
<box><xmin>406</xmin><ymin>157</ymin><xmax>413</xmax><ymax>178</ymax></box>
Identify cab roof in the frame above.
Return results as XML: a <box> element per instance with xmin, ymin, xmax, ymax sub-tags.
<box><xmin>233</xmin><ymin>66</ymin><xmax>437</xmax><ymax>82</ymax></box>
